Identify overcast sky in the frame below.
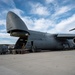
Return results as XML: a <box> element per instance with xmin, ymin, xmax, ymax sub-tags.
<box><xmin>0</xmin><ymin>0</ymin><xmax>75</xmax><ymax>44</ymax></box>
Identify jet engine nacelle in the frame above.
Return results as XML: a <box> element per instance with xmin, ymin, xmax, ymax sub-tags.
<box><xmin>73</xmin><ymin>38</ymin><xmax>75</xmax><ymax>43</ymax></box>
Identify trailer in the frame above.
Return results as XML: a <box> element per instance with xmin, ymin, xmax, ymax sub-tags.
<box><xmin>0</xmin><ymin>45</ymin><xmax>8</xmax><ymax>54</ymax></box>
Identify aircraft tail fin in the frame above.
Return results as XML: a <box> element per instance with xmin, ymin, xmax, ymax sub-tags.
<box><xmin>6</xmin><ymin>11</ymin><xmax>29</xmax><ymax>37</ymax></box>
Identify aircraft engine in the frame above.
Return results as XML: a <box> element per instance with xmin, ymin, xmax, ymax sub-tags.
<box><xmin>73</xmin><ymin>38</ymin><xmax>75</xmax><ymax>43</ymax></box>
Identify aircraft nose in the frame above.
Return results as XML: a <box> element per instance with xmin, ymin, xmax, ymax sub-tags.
<box><xmin>6</xmin><ymin>11</ymin><xmax>29</xmax><ymax>37</ymax></box>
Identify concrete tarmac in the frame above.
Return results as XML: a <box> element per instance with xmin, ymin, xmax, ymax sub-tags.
<box><xmin>0</xmin><ymin>50</ymin><xmax>75</xmax><ymax>75</ymax></box>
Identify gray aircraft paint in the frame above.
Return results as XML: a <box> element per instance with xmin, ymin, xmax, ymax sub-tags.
<box><xmin>6</xmin><ymin>11</ymin><xmax>75</xmax><ymax>51</ymax></box>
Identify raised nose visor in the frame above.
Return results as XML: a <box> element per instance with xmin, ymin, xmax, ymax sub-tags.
<box><xmin>6</xmin><ymin>11</ymin><xmax>29</xmax><ymax>37</ymax></box>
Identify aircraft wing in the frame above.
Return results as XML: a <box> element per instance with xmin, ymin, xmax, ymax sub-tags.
<box><xmin>57</xmin><ymin>34</ymin><xmax>75</xmax><ymax>39</ymax></box>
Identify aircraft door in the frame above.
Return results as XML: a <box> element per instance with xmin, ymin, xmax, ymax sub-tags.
<box><xmin>31</xmin><ymin>41</ymin><xmax>33</xmax><ymax>46</ymax></box>
<box><xmin>31</xmin><ymin>41</ymin><xmax>35</xmax><ymax>52</ymax></box>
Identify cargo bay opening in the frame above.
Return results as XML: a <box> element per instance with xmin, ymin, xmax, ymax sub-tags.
<box><xmin>14</xmin><ymin>37</ymin><xmax>28</xmax><ymax>49</ymax></box>
<box><xmin>10</xmin><ymin>30</ymin><xmax>29</xmax><ymax>49</ymax></box>
<box><xmin>9</xmin><ymin>30</ymin><xmax>29</xmax><ymax>54</ymax></box>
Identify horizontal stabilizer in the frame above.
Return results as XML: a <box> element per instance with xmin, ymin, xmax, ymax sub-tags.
<box><xmin>69</xmin><ymin>28</ymin><xmax>75</xmax><ymax>31</ymax></box>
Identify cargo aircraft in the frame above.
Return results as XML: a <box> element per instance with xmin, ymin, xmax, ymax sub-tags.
<box><xmin>6</xmin><ymin>11</ymin><xmax>75</xmax><ymax>52</ymax></box>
